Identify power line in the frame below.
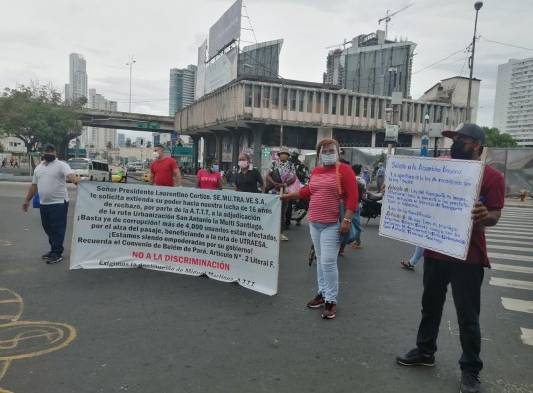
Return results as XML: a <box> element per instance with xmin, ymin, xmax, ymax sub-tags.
<box><xmin>412</xmin><ymin>46</ymin><xmax>470</xmax><ymax>74</ymax></box>
<box><xmin>480</xmin><ymin>36</ymin><xmax>533</xmax><ymax>52</ymax></box>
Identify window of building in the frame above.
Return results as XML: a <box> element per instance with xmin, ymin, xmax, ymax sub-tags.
<box><xmin>272</xmin><ymin>87</ymin><xmax>279</xmax><ymax>109</ymax></box>
<box><xmin>290</xmin><ymin>90</ymin><xmax>297</xmax><ymax>111</ymax></box>
<box><xmin>406</xmin><ymin>103</ymin><xmax>411</xmax><ymax>122</ymax></box>
<box><xmin>244</xmin><ymin>84</ymin><xmax>252</xmax><ymax>107</ymax></box>
<box><xmin>355</xmin><ymin>97</ymin><xmax>360</xmax><ymax>117</ymax></box>
<box><xmin>378</xmin><ymin>99</ymin><xmax>383</xmax><ymax>119</ymax></box>
<box><xmin>340</xmin><ymin>95</ymin><xmax>345</xmax><ymax>116</ymax></box>
<box><xmin>331</xmin><ymin>94</ymin><xmax>337</xmax><ymax>115</ymax></box>
<box><xmin>283</xmin><ymin>88</ymin><xmax>288</xmax><ymax>110</ymax></box>
<box><xmin>298</xmin><ymin>90</ymin><xmax>304</xmax><ymax>112</ymax></box>
<box><xmin>413</xmin><ymin>104</ymin><xmax>418</xmax><ymax>123</ymax></box>
<box><xmin>253</xmin><ymin>85</ymin><xmax>261</xmax><ymax>108</ymax></box>
<box><xmin>315</xmin><ymin>92</ymin><xmax>322</xmax><ymax>113</ymax></box>
<box><xmin>370</xmin><ymin>99</ymin><xmax>375</xmax><ymax>119</ymax></box>
<box><xmin>307</xmin><ymin>91</ymin><xmax>313</xmax><ymax>112</ymax></box>
<box><xmin>363</xmin><ymin>98</ymin><xmax>367</xmax><ymax>117</ymax></box>
<box><xmin>262</xmin><ymin>87</ymin><xmax>270</xmax><ymax>108</ymax></box>
<box><xmin>324</xmin><ymin>93</ymin><xmax>330</xmax><ymax>114</ymax></box>
<box><xmin>348</xmin><ymin>96</ymin><xmax>353</xmax><ymax>116</ymax></box>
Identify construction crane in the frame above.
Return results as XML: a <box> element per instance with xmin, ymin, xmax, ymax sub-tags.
<box><xmin>378</xmin><ymin>3</ymin><xmax>414</xmax><ymax>40</ymax></box>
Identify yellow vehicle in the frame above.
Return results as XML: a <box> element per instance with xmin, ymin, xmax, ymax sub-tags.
<box><xmin>143</xmin><ymin>171</ymin><xmax>151</xmax><ymax>182</ymax></box>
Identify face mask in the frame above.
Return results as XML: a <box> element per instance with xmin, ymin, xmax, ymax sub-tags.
<box><xmin>211</xmin><ymin>164</ymin><xmax>219</xmax><ymax>172</ymax></box>
<box><xmin>320</xmin><ymin>153</ymin><xmax>338</xmax><ymax>166</ymax></box>
<box><xmin>43</xmin><ymin>154</ymin><xmax>56</xmax><ymax>162</ymax></box>
<box><xmin>238</xmin><ymin>160</ymin><xmax>248</xmax><ymax>169</ymax></box>
<box><xmin>153</xmin><ymin>151</ymin><xmax>160</xmax><ymax>159</ymax></box>
<box><xmin>450</xmin><ymin>140</ymin><xmax>473</xmax><ymax>160</ymax></box>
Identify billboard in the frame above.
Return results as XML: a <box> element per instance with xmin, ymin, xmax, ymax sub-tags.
<box><xmin>204</xmin><ymin>46</ymin><xmax>239</xmax><ymax>95</ymax></box>
<box><xmin>195</xmin><ymin>40</ymin><xmax>207</xmax><ymax>100</ymax></box>
<box><xmin>208</xmin><ymin>0</ymin><xmax>242</xmax><ymax>60</ymax></box>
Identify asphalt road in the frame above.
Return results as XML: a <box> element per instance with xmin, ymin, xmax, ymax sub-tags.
<box><xmin>0</xmin><ymin>181</ymin><xmax>531</xmax><ymax>393</ymax></box>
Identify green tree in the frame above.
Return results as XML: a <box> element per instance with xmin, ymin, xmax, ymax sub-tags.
<box><xmin>125</xmin><ymin>138</ymin><xmax>132</xmax><ymax>147</ymax></box>
<box><xmin>482</xmin><ymin>127</ymin><xmax>517</xmax><ymax>148</ymax></box>
<box><xmin>0</xmin><ymin>84</ymin><xmax>84</xmax><ymax>166</ymax></box>
<box><xmin>146</xmin><ymin>141</ymin><xmax>152</xmax><ymax>148</ymax></box>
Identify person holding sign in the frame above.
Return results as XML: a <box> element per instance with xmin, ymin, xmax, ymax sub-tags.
<box><xmin>150</xmin><ymin>144</ymin><xmax>181</xmax><ymax>187</ymax></box>
<box><xmin>282</xmin><ymin>138</ymin><xmax>358</xmax><ymax>320</ymax></box>
<box><xmin>22</xmin><ymin>144</ymin><xmax>79</xmax><ymax>264</ymax></box>
<box><xmin>197</xmin><ymin>159</ymin><xmax>222</xmax><ymax>190</ymax></box>
<box><xmin>396</xmin><ymin>124</ymin><xmax>505</xmax><ymax>393</ymax></box>
<box><xmin>235</xmin><ymin>153</ymin><xmax>264</xmax><ymax>193</ymax></box>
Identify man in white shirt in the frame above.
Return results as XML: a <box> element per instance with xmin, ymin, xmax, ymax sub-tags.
<box><xmin>22</xmin><ymin>144</ymin><xmax>79</xmax><ymax>264</ymax></box>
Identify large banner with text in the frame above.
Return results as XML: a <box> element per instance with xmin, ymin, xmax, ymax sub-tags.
<box><xmin>70</xmin><ymin>182</ymin><xmax>281</xmax><ymax>295</ymax></box>
<box><xmin>379</xmin><ymin>156</ymin><xmax>484</xmax><ymax>260</ymax></box>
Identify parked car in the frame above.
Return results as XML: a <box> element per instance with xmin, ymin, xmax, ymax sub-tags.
<box><xmin>143</xmin><ymin>171</ymin><xmax>151</xmax><ymax>182</ymax></box>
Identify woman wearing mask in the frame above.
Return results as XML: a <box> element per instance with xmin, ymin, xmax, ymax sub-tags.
<box><xmin>197</xmin><ymin>159</ymin><xmax>222</xmax><ymax>190</ymax></box>
<box><xmin>282</xmin><ymin>138</ymin><xmax>358</xmax><ymax>319</ymax></box>
<box><xmin>235</xmin><ymin>153</ymin><xmax>264</xmax><ymax>193</ymax></box>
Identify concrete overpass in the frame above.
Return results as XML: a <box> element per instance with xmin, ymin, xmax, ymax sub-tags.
<box><xmin>174</xmin><ymin>76</ymin><xmax>468</xmax><ymax>171</ymax></box>
<box><xmin>77</xmin><ymin>109</ymin><xmax>175</xmax><ymax>132</ymax></box>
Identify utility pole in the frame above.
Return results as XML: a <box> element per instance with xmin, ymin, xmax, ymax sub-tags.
<box><xmin>466</xmin><ymin>2</ymin><xmax>483</xmax><ymax>122</ymax></box>
<box><xmin>126</xmin><ymin>56</ymin><xmax>136</xmax><ymax>112</ymax></box>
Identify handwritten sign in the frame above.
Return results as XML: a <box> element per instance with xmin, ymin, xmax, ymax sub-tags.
<box><xmin>379</xmin><ymin>156</ymin><xmax>484</xmax><ymax>260</ymax></box>
<box><xmin>70</xmin><ymin>182</ymin><xmax>281</xmax><ymax>295</ymax></box>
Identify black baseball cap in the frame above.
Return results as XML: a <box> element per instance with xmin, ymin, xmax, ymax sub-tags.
<box><xmin>42</xmin><ymin>143</ymin><xmax>56</xmax><ymax>152</ymax></box>
<box><xmin>442</xmin><ymin>123</ymin><xmax>485</xmax><ymax>145</ymax></box>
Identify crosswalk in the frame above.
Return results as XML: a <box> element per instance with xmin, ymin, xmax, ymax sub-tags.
<box><xmin>486</xmin><ymin>205</ymin><xmax>533</xmax><ymax>346</ymax></box>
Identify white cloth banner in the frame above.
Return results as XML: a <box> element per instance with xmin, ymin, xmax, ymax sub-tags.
<box><xmin>379</xmin><ymin>156</ymin><xmax>484</xmax><ymax>260</ymax></box>
<box><xmin>70</xmin><ymin>182</ymin><xmax>281</xmax><ymax>295</ymax></box>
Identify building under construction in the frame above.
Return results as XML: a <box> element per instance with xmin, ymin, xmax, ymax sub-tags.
<box><xmin>323</xmin><ymin>30</ymin><xmax>416</xmax><ymax>98</ymax></box>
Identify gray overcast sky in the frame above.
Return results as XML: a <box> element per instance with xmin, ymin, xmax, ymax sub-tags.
<box><xmin>2</xmin><ymin>0</ymin><xmax>532</xmax><ymax>138</ymax></box>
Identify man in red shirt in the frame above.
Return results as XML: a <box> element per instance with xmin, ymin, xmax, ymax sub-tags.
<box><xmin>396</xmin><ymin>124</ymin><xmax>505</xmax><ymax>393</ymax></box>
<box><xmin>150</xmin><ymin>144</ymin><xmax>181</xmax><ymax>187</ymax></box>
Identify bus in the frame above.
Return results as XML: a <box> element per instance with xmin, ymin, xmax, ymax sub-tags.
<box><xmin>67</xmin><ymin>158</ymin><xmax>109</xmax><ymax>182</ymax></box>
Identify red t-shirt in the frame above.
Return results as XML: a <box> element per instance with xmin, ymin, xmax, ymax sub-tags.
<box><xmin>150</xmin><ymin>157</ymin><xmax>177</xmax><ymax>186</ymax></box>
<box><xmin>424</xmin><ymin>164</ymin><xmax>505</xmax><ymax>267</ymax></box>
<box><xmin>197</xmin><ymin>169</ymin><xmax>221</xmax><ymax>190</ymax></box>
<box><xmin>299</xmin><ymin>163</ymin><xmax>358</xmax><ymax>223</ymax></box>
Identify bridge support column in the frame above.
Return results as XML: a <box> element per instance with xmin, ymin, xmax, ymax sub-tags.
<box><xmin>251</xmin><ymin>126</ymin><xmax>263</xmax><ymax>172</ymax></box>
<box><xmin>371</xmin><ymin>131</ymin><xmax>376</xmax><ymax>148</ymax></box>
<box><xmin>317</xmin><ymin>127</ymin><xmax>333</xmax><ymax>142</ymax></box>
<box><xmin>215</xmin><ymin>133</ymin><xmax>223</xmax><ymax>165</ymax></box>
<box><xmin>191</xmin><ymin>135</ymin><xmax>200</xmax><ymax>173</ymax></box>
<box><xmin>231</xmin><ymin>131</ymin><xmax>240</xmax><ymax>169</ymax></box>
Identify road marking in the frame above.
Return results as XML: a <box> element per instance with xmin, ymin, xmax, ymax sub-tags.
<box><xmin>487</xmin><ymin>239</ymin><xmax>533</xmax><ymax>246</ymax></box>
<box><xmin>501</xmin><ymin>298</ymin><xmax>533</xmax><ymax>314</ymax></box>
<box><xmin>488</xmin><ymin>244</ymin><xmax>533</xmax><ymax>253</ymax></box>
<box><xmin>492</xmin><ymin>223</ymin><xmax>533</xmax><ymax>230</ymax></box>
<box><xmin>498</xmin><ymin>220</ymin><xmax>533</xmax><ymax>225</ymax></box>
<box><xmin>487</xmin><ymin>229</ymin><xmax>533</xmax><ymax>235</ymax></box>
<box><xmin>489</xmin><ymin>277</ymin><xmax>533</xmax><ymax>290</ymax></box>
<box><xmin>521</xmin><ymin>328</ymin><xmax>533</xmax><ymax>346</ymax></box>
<box><xmin>491</xmin><ymin>263</ymin><xmax>533</xmax><ymax>274</ymax></box>
<box><xmin>486</xmin><ymin>233</ymin><xmax>533</xmax><ymax>241</ymax></box>
<box><xmin>489</xmin><ymin>252</ymin><xmax>533</xmax><ymax>263</ymax></box>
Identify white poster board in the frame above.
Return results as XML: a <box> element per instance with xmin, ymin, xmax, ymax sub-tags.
<box><xmin>379</xmin><ymin>156</ymin><xmax>484</xmax><ymax>260</ymax></box>
<box><xmin>70</xmin><ymin>182</ymin><xmax>281</xmax><ymax>295</ymax></box>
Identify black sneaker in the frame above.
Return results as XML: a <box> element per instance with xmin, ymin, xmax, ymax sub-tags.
<box><xmin>396</xmin><ymin>348</ymin><xmax>435</xmax><ymax>367</ymax></box>
<box><xmin>46</xmin><ymin>254</ymin><xmax>64</xmax><ymax>264</ymax></box>
<box><xmin>460</xmin><ymin>371</ymin><xmax>480</xmax><ymax>393</ymax></box>
<box><xmin>41</xmin><ymin>252</ymin><xmax>53</xmax><ymax>260</ymax></box>
<box><xmin>321</xmin><ymin>302</ymin><xmax>337</xmax><ymax>319</ymax></box>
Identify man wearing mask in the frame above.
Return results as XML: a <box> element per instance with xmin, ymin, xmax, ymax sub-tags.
<box><xmin>396</xmin><ymin>124</ymin><xmax>505</xmax><ymax>393</ymax></box>
<box><xmin>150</xmin><ymin>144</ymin><xmax>181</xmax><ymax>187</ymax></box>
<box><xmin>22</xmin><ymin>144</ymin><xmax>79</xmax><ymax>264</ymax></box>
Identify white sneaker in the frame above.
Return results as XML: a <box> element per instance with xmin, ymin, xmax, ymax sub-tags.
<box><xmin>280</xmin><ymin>234</ymin><xmax>289</xmax><ymax>241</ymax></box>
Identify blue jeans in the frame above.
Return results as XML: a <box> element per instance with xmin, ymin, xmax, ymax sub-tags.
<box><xmin>309</xmin><ymin>222</ymin><xmax>340</xmax><ymax>303</ymax></box>
<box><xmin>410</xmin><ymin>246</ymin><xmax>424</xmax><ymax>266</ymax></box>
<box><xmin>353</xmin><ymin>207</ymin><xmax>362</xmax><ymax>242</ymax></box>
<box><xmin>40</xmin><ymin>202</ymin><xmax>69</xmax><ymax>255</ymax></box>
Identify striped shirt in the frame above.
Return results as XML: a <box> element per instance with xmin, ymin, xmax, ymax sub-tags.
<box><xmin>299</xmin><ymin>163</ymin><xmax>358</xmax><ymax>224</ymax></box>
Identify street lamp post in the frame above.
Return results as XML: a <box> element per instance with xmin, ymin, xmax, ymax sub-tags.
<box><xmin>126</xmin><ymin>56</ymin><xmax>136</xmax><ymax>113</ymax></box>
<box><xmin>466</xmin><ymin>1</ymin><xmax>483</xmax><ymax>122</ymax></box>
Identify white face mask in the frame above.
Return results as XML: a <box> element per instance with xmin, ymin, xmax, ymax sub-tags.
<box><xmin>238</xmin><ymin>160</ymin><xmax>248</xmax><ymax>169</ymax></box>
<box><xmin>153</xmin><ymin>151</ymin><xmax>160</xmax><ymax>159</ymax></box>
<box><xmin>320</xmin><ymin>152</ymin><xmax>338</xmax><ymax>166</ymax></box>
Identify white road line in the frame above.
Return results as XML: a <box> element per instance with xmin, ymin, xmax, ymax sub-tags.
<box><xmin>489</xmin><ymin>277</ymin><xmax>533</xmax><ymax>290</ymax></box>
<box><xmin>499</xmin><ymin>220</ymin><xmax>533</xmax><ymax>225</ymax></box>
<box><xmin>489</xmin><ymin>252</ymin><xmax>533</xmax><ymax>263</ymax></box>
<box><xmin>487</xmin><ymin>239</ymin><xmax>533</xmax><ymax>246</ymax></box>
<box><xmin>486</xmin><ymin>233</ymin><xmax>533</xmax><ymax>241</ymax></box>
<box><xmin>487</xmin><ymin>229</ymin><xmax>533</xmax><ymax>235</ymax></box>
<box><xmin>492</xmin><ymin>263</ymin><xmax>533</xmax><ymax>274</ymax></box>
<box><xmin>494</xmin><ymin>223</ymin><xmax>533</xmax><ymax>229</ymax></box>
<box><xmin>501</xmin><ymin>298</ymin><xmax>533</xmax><ymax>314</ymax></box>
<box><xmin>521</xmin><ymin>328</ymin><xmax>533</xmax><ymax>346</ymax></box>
<box><xmin>488</xmin><ymin>244</ymin><xmax>533</xmax><ymax>252</ymax></box>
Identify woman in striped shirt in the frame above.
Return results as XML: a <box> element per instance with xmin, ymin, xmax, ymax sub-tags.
<box><xmin>282</xmin><ymin>138</ymin><xmax>358</xmax><ymax>319</ymax></box>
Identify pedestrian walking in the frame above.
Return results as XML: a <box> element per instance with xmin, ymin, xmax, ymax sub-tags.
<box><xmin>1</xmin><ymin>158</ymin><xmax>6</xmax><ymax>168</ymax></box>
<box><xmin>400</xmin><ymin>246</ymin><xmax>424</xmax><ymax>270</ymax></box>
<box><xmin>150</xmin><ymin>144</ymin><xmax>181</xmax><ymax>187</ymax></box>
<box><xmin>197</xmin><ymin>159</ymin><xmax>222</xmax><ymax>190</ymax></box>
<box><xmin>350</xmin><ymin>164</ymin><xmax>366</xmax><ymax>250</ymax></box>
<box><xmin>235</xmin><ymin>153</ymin><xmax>264</xmax><ymax>193</ymax></box>
<box><xmin>396</xmin><ymin>124</ymin><xmax>505</xmax><ymax>393</ymax></box>
<box><xmin>22</xmin><ymin>144</ymin><xmax>79</xmax><ymax>264</ymax></box>
<box><xmin>376</xmin><ymin>162</ymin><xmax>385</xmax><ymax>192</ymax></box>
<box><xmin>282</xmin><ymin>138</ymin><xmax>358</xmax><ymax>319</ymax></box>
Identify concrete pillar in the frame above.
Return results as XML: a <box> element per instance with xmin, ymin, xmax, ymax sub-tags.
<box><xmin>191</xmin><ymin>135</ymin><xmax>200</xmax><ymax>173</ymax></box>
<box><xmin>231</xmin><ymin>130</ymin><xmax>240</xmax><ymax>169</ymax></box>
<box><xmin>371</xmin><ymin>131</ymin><xmax>376</xmax><ymax>147</ymax></box>
<box><xmin>215</xmin><ymin>133</ymin><xmax>223</xmax><ymax>165</ymax></box>
<box><xmin>317</xmin><ymin>127</ymin><xmax>333</xmax><ymax>142</ymax></box>
<box><xmin>251</xmin><ymin>126</ymin><xmax>263</xmax><ymax>172</ymax></box>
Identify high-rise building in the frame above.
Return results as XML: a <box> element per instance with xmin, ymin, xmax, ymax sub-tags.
<box><xmin>65</xmin><ymin>53</ymin><xmax>88</xmax><ymax>103</ymax></box>
<box><xmin>117</xmin><ymin>133</ymin><xmax>126</xmax><ymax>147</ymax></box>
<box><xmin>324</xmin><ymin>30</ymin><xmax>416</xmax><ymax>98</ymax></box>
<box><xmin>81</xmin><ymin>89</ymin><xmax>118</xmax><ymax>150</ymax></box>
<box><xmin>493</xmin><ymin>57</ymin><xmax>533</xmax><ymax>146</ymax></box>
<box><xmin>169</xmin><ymin>65</ymin><xmax>197</xmax><ymax>116</ymax></box>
